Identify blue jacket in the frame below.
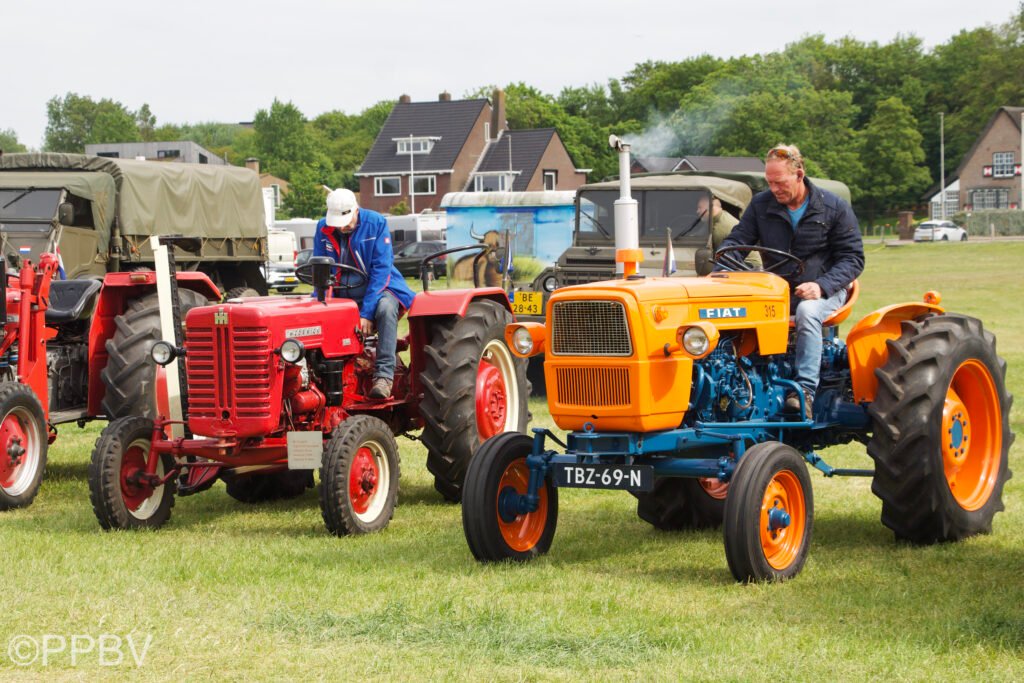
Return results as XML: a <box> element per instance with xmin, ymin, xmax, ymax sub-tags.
<box><xmin>720</xmin><ymin>178</ymin><xmax>864</xmax><ymax>298</ymax></box>
<box><xmin>312</xmin><ymin>208</ymin><xmax>416</xmax><ymax>319</ymax></box>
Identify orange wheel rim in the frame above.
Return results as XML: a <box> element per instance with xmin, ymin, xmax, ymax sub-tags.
<box><xmin>942</xmin><ymin>359</ymin><xmax>1002</xmax><ymax>510</ymax></box>
<box><xmin>759</xmin><ymin>470</ymin><xmax>806</xmax><ymax>571</ymax></box>
<box><xmin>496</xmin><ymin>458</ymin><xmax>548</xmax><ymax>552</ymax></box>
<box><xmin>698</xmin><ymin>477</ymin><xmax>729</xmax><ymax>500</ymax></box>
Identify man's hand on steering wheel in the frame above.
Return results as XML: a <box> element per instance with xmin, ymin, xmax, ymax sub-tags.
<box><xmin>713</xmin><ymin>245</ymin><xmax>805</xmax><ymax>277</ymax></box>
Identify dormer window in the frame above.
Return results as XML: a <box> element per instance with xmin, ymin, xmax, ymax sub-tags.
<box><xmin>396</xmin><ymin>138</ymin><xmax>435</xmax><ymax>155</ymax></box>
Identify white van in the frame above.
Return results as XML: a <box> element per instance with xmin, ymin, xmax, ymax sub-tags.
<box><xmin>264</xmin><ymin>229</ymin><xmax>299</xmax><ymax>292</ymax></box>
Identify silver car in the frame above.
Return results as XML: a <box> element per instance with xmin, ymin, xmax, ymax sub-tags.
<box><xmin>913</xmin><ymin>220</ymin><xmax>968</xmax><ymax>242</ymax></box>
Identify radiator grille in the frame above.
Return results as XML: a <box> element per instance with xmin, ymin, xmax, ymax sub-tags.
<box><xmin>555</xmin><ymin>367</ymin><xmax>630</xmax><ymax>406</ymax></box>
<box><xmin>551</xmin><ymin>300</ymin><xmax>632</xmax><ymax>356</ymax></box>
<box><xmin>186</xmin><ymin>325</ymin><xmax>273</xmax><ymax>419</ymax></box>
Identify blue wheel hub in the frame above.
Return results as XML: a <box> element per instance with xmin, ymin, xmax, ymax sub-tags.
<box><xmin>767</xmin><ymin>504</ymin><xmax>791</xmax><ymax>531</ymax></box>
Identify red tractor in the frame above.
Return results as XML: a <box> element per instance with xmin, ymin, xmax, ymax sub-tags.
<box><xmin>87</xmin><ymin>251</ymin><xmax>529</xmax><ymax>534</ymax></box>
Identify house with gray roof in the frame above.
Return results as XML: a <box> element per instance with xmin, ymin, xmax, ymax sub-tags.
<box><xmin>356</xmin><ymin>90</ymin><xmax>587</xmax><ymax>213</ymax></box>
<box><xmin>631</xmin><ymin>154</ymin><xmax>765</xmax><ymax>175</ymax></box>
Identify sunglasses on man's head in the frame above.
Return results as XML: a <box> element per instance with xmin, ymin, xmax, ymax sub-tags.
<box><xmin>767</xmin><ymin>148</ymin><xmax>800</xmax><ymax>161</ymax></box>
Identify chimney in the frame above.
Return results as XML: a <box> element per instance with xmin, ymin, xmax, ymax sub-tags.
<box><xmin>439</xmin><ymin>91</ymin><xmax>452</xmax><ymax>102</ymax></box>
<box><xmin>399</xmin><ymin>94</ymin><xmax>411</xmax><ymax>104</ymax></box>
<box><xmin>245</xmin><ymin>157</ymin><xmax>260</xmax><ymax>175</ymax></box>
<box><xmin>491</xmin><ymin>89</ymin><xmax>506</xmax><ymax>140</ymax></box>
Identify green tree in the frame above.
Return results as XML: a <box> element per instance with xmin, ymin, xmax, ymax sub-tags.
<box><xmin>44</xmin><ymin>93</ymin><xmax>140</xmax><ymax>152</ymax></box>
<box><xmin>0</xmin><ymin>128</ymin><xmax>27</xmax><ymax>153</ymax></box>
<box><xmin>135</xmin><ymin>103</ymin><xmax>157</xmax><ymax>141</ymax></box>
<box><xmin>312</xmin><ymin>100</ymin><xmax>393</xmax><ymax>190</ymax></box>
<box><xmin>857</xmin><ymin>97</ymin><xmax>932</xmax><ymax>216</ymax></box>
<box><xmin>280</xmin><ymin>167</ymin><xmax>328</xmax><ymax>219</ymax></box>
<box><xmin>252</xmin><ymin>99</ymin><xmax>328</xmax><ymax>181</ymax></box>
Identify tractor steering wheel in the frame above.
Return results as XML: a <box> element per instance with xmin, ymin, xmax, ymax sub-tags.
<box><xmin>713</xmin><ymin>245</ymin><xmax>805</xmax><ymax>277</ymax></box>
<box><xmin>295</xmin><ymin>260</ymin><xmax>369</xmax><ymax>291</ymax></box>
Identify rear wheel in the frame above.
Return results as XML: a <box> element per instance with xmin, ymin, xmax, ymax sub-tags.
<box><xmin>319</xmin><ymin>415</ymin><xmax>400</xmax><ymax>535</ymax></box>
<box><xmin>224</xmin><ymin>470</ymin><xmax>312</xmax><ymax>503</ymax></box>
<box><xmin>88</xmin><ymin>417</ymin><xmax>175</xmax><ymax>530</ymax></box>
<box><xmin>223</xmin><ymin>287</ymin><xmax>260</xmax><ymax>301</ymax></box>
<box><xmin>723</xmin><ymin>442</ymin><xmax>813</xmax><ymax>582</ymax></box>
<box><xmin>868</xmin><ymin>314</ymin><xmax>1012</xmax><ymax>543</ymax></box>
<box><xmin>462</xmin><ymin>432</ymin><xmax>557</xmax><ymax>562</ymax></box>
<box><xmin>421</xmin><ymin>300</ymin><xmax>529</xmax><ymax>501</ymax></box>
<box><xmin>633</xmin><ymin>477</ymin><xmax>727</xmax><ymax>530</ymax></box>
<box><xmin>0</xmin><ymin>383</ymin><xmax>48</xmax><ymax>511</ymax></box>
<box><xmin>100</xmin><ymin>289</ymin><xmax>209</xmax><ymax>419</ymax></box>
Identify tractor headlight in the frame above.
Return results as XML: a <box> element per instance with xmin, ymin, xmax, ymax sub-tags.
<box><xmin>512</xmin><ymin>327</ymin><xmax>534</xmax><ymax>355</ymax></box>
<box><xmin>279</xmin><ymin>338</ymin><xmax>305</xmax><ymax>364</ymax></box>
<box><xmin>682</xmin><ymin>327</ymin><xmax>709</xmax><ymax>356</ymax></box>
<box><xmin>151</xmin><ymin>341</ymin><xmax>178</xmax><ymax>366</ymax></box>
<box><xmin>542</xmin><ymin>275</ymin><xmax>557</xmax><ymax>293</ymax></box>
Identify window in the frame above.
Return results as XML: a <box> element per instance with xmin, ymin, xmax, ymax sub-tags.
<box><xmin>396</xmin><ymin>139</ymin><xmax>433</xmax><ymax>155</ymax></box>
<box><xmin>473</xmin><ymin>174</ymin><xmax>512</xmax><ymax>192</ymax></box>
<box><xmin>484</xmin><ymin>122</ymin><xmax>490</xmax><ymax>141</ymax></box>
<box><xmin>375</xmin><ymin>176</ymin><xmax>401</xmax><ymax>196</ymax></box>
<box><xmin>198</xmin><ymin>154</ymin><xmax>208</xmax><ymax>164</ymax></box>
<box><xmin>96</xmin><ymin>151</ymin><xmax>119</xmax><ymax>158</ymax></box>
<box><xmin>543</xmin><ymin>170</ymin><xmax>557</xmax><ymax>191</ymax></box>
<box><xmin>969</xmin><ymin>188</ymin><xmax>1009</xmax><ymax>210</ymax></box>
<box><xmin>412</xmin><ymin>175</ymin><xmax>436</xmax><ymax>195</ymax></box>
<box><xmin>993</xmin><ymin>152</ymin><xmax>1015</xmax><ymax>178</ymax></box>
<box><xmin>157</xmin><ymin>149</ymin><xmax>181</xmax><ymax>159</ymax></box>
<box><xmin>270</xmin><ymin>184</ymin><xmax>282</xmax><ymax>207</ymax></box>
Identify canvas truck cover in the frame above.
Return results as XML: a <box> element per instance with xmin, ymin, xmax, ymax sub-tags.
<box><xmin>580</xmin><ymin>174</ymin><xmax>755</xmax><ymax>214</ymax></box>
<box><xmin>0</xmin><ymin>153</ymin><xmax>266</xmax><ymax>242</ymax></box>
<box><xmin>0</xmin><ymin>170</ymin><xmax>116</xmax><ymax>247</ymax></box>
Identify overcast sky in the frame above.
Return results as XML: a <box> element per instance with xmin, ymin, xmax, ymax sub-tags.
<box><xmin>2</xmin><ymin>0</ymin><xmax>1018</xmax><ymax>148</ymax></box>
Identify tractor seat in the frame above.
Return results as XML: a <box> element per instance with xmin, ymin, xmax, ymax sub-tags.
<box><xmin>788</xmin><ymin>279</ymin><xmax>859</xmax><ymax>328</ymax></box>
<box><xmin>45</xmin><ymin>278</ymin><xmax>103</xmax><ymax>325</ymax></box>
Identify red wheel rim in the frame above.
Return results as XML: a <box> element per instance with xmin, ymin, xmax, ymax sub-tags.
<box><xmin>759</xmin><ymin>470</ymin><xmax>806</xmax><ymax>571</ymax></box>
<box><xmin>348</xmin><ymin>446</ymin><xmax>380</xmax><ymax>515</ymax></box>
<box><xmin>496</xmin><ymin>458</ymin><xmax>548</xmax><ymax>552</ymax></box>
<box><xmin>698</xmin><ymin>478</ymin><xmax>729</xmax><ymax>500</ymax></box>
<box><xmin>120</xmin><ymin>442</ymin><xmax>154</xmax><ymax>512</ymax></box>
<box><xmin>0</xmin><ymin>411</ymin><xmax>30</xmax><ymax>490</ymax></box>
<box><xmin>942</xmin><ymin>359</ymin><xmax>1002</xmax><ymax>510</ymax></box>
<box><xmin>476</xmin><ymin>356</ymin><xmax>508</xmax><ymax>440</ymax></box>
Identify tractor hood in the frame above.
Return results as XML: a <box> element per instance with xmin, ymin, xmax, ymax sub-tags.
<box><xmin>554</xmin><ymin>271</ymin><xmax>790</xmax><ymax>306</ymax></box>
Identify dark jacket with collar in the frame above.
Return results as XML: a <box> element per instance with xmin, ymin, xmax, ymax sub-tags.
<box><xmin>720</xmin><ymin>178</ymin><xmax>864</xmax><ymax>298</ymax></box>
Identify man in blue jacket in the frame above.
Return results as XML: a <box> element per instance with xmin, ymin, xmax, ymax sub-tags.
<box><xmin>719</xmin><ymin>144</ymin><xmax>864</xmax><ymax>419</ymax></box>
<box><xmin>313</xmin><ymin>189</ymin><xmax>415</xmax><ymax>399</ymax></box>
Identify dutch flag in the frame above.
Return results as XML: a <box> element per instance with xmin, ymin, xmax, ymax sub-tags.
<box><xmin>662</xmin><ymin>228</ymin><xmax>677</xmax><ymax>276</ymax></box>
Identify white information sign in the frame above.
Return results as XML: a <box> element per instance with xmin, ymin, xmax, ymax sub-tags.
<box><xmin>287</xmin><ymin>431</ymin><xmax>323</xmax><ymax>470</ymax></box>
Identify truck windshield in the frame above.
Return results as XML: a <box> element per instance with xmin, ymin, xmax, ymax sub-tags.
<box><xmin>0</xmin><ymin>188</ymin><xmax>61</xmax><ymax>221</ymax></box>
<box><xmin>577</xmin><ymin>189</ymin><xmax>711</xmax><ymax>245</ymax></box>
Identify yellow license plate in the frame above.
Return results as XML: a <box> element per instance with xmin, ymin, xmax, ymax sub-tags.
<box><xmin>512</xmin><ymin>291</ymin><xmax>543</xmax><ymax>316</ymax></box>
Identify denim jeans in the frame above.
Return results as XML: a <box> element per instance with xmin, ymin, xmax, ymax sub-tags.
<box><xmin>372</xmin><ymin>291</ymin><xmax>401</xmax><ymax>380</ymax></box>
<box><xmin>793</xmin><ymin>287</ymin><xmax>847</xmax><ymax>395</ymax></box>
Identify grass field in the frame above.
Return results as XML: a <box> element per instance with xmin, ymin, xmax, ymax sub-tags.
<box><xmin>1</xmin><ymin>241</ymin><xmax>1022</xmax><ymax>680</ymax></box>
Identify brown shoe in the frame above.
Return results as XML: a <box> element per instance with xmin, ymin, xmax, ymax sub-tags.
<box><xmin>784</xmin><ymin>389</ymin><xmax>814</xmax><ymax>420</ymax></box>
<box><xmin>369</xmin><ymin>377</ymin><xmax>393</xmax><ymax>399</ymax></box>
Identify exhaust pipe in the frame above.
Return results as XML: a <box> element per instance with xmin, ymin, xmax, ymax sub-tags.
<box><xmin>609</xmin><ymin>135</ymin><xmax>640</xmax><ymax>277</ymax></box>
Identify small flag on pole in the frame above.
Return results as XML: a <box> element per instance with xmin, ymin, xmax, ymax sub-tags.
<box><xmin>662</xmin><ymin>228</ymin><xmax>677</xmax><ymax>276</ymax></box>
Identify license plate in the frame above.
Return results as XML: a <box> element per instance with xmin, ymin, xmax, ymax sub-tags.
<box><xmin>512</xmin><ymin>291</ymin><xmax>543</xmax><ymax>316</ymax></box>
<box><xmin>284</xmin><ymin>276</ymin><xmax>297</xmax><ymax>283</ymax></box>
<box><xmin>553</xmin><ymin>463</ymin><xmax>654</xmax><ymax>492</ymax></box>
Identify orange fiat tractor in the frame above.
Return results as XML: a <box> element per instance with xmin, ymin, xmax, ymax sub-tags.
<box><xmin>460</xmin><ymin>136</ymin><xmax>1013</xmax><ymax>582</ymax></box>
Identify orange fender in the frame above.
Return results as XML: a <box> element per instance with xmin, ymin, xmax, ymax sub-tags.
<box><xmin>846</xmin><ymin>301</ymin><xmax>945</xmax><ymax>403</ymax></box>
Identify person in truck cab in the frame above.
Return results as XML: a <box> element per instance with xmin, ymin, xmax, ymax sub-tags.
<box><xmin>718</xmin><ymin>144</ymin><xmax>864</xmax><ymax>419</ymax></box>
<box><xmin>313</xmin><ymin>188</ymin><xmax>415</xmax><ymax>399</ymax></box>
<box><xmin>700</xmin><ymin>194</ymin><xmax>762</xmax><ymax>269</ymax></box>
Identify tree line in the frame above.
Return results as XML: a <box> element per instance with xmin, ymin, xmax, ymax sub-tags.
<box><xmin>5</xmin><ymin>7</ymin><xmax>1022</xmax><ymax>221</ymax></box>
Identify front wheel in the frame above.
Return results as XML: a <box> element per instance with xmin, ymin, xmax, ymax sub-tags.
<box><xmin>319</xmin><ymin>415</ymin><xmax>400</xmax><ymax>536</ymax></box>
<box><xmin>723</xmin><ymin>442</ymin><xmax>813</xmax><ymax>582</ymax></box>
<box><xmin>0</xmin><ymin>383</ymin><xmax>49</xmax><ymax>511</ymax></box>
<box><xmin>462</xmin><ymin>432</ymin><xmax>558</xmax><ymax>562</ymax></box>
<box><xmin>88</xmin><ymin>416</ymin><xmax>176</xmax><ymax>530</ymax></box>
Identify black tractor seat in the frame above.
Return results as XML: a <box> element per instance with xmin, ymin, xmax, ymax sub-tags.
<box><xmin>46</xmin><ymin>278</ymin><xmax>103</xmax><ymax>325</ymax></box>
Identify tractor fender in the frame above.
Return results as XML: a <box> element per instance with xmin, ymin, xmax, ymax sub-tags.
<box><xmin>845</xmin><ymin>301</ymin><xmax>945</xmax><ymax>404</ymax></box>
<box><xmin>85</xmin><ymin>271</ymin><xmax>221</xmax><ymax>416</ymax></box>
<box><xmin>407</xmin><ymin>287</ymin><xmax>512</xmax><ymax>319</ymax></box>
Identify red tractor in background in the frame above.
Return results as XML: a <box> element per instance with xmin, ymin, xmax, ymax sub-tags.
<box><xmin>0</xmin><ymin>252</ymin><xmax>220</xmax><ymax>510</ymax></box>
<box><xmin>88</xmin><ymin>248</ymin><xmax>530</xmax><ymax>534</ymax></box>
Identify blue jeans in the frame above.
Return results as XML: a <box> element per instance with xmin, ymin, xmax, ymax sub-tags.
<box><xmin>793</xmin><ymin>288</ymin><xmax>847</xmax><ymax>395</ymax></box>
<box><xmin>372</xmin><ymin>291</ymin><xmax>401</xmax><ymax>380</ymax></box>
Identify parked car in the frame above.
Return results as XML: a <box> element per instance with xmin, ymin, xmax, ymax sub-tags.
<box><xmin>914</xmin><ymin>220</ymin><xmax>968</xmax><ymax>242</ymax></box>
<box><xmin>393</xmin><ymin>240</ymin><xmax>447</xmax><ymax>278</ymax></box>
<box><xmin>296</xmin><ymin>248</ymin><xmax>312</xmax><ymax>269</ymax></box>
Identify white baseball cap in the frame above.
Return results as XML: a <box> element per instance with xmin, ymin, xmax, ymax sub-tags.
<box><xmin>325</xmin><ymin>188</ymin><xmax>358</xmax><ymax>227</ymax></box>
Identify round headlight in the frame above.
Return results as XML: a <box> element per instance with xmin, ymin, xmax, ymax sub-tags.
<box><xmin>512</xmin><ymin>327</ymin><xmax>534</xmax><ymax>355</ymax></box>
<box><xmin>151</xmin><ymin>340</ymin><xmax>175</xmax><ymax>366</ymax></box>
<box><xmin>542</xmin><ymin>276</ymin><xmax>557</xmax><ymax>293</ymax></box>
<box><xmin>682</xmin><ymin>327</ymin><xmax>710</xmax><ymax>356</ymax></box>
<box><xmin>280</xmin><ymin>338</ymin><xmax>305</xmax><ymax>363</ymax></box>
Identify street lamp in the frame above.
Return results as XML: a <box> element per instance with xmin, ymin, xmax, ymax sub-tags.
<box><xmin>392</xmin><ymin>134</ymin><xmax>441</xmax><ymax>214</ymax></box>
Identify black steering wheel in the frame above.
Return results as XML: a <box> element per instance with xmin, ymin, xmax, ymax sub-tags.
<box><xmin>713</xmin><ymin>245</ymin><xmax>805</xmax><ymax>277</ymax></box>
<box><xmin>295</xmin><ymin>260</ymin><xmax>369</xmax><ymax>291</ymax></box>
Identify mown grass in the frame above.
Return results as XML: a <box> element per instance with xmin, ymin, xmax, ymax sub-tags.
<box><xmin>0</xmin><ymin>241</ymin><xmax>1021</xmax><ymax>680</ymax></box>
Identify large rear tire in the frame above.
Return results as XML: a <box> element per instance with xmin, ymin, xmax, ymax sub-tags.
<box><xmin>420</xmin><ymin>300</ymin><xmax>529</xmax><ymax>502</ymax></box>
<box><xmin>100</xmin><ymin>289</ymin><xmax>209</xmax><ymax>419</ymax></box>
<box><xmin>0</xmin><ymin>383</ymin><xmax>48</xmax><ymax>511</ymax></box>
<box><xmin>462</xmin><ymin>432</ymin><xmax>557</xmax><ymax>562</ymax></box>
<box><xmin>867</xmin><ymin>314</ymin><xmax>1013</xmax><ymax>543</ymax></box>
<box><xmin>633</xmin><ymin>477</ymin><xmax>728</xmax><ymax>530</ymax></box>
